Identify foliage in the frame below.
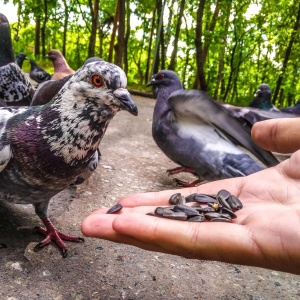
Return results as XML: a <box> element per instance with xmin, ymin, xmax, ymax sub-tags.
<box><xmin>2</xmin><ymin>0</ymin><xmax>300</xmax><ymax>106</ymax></box>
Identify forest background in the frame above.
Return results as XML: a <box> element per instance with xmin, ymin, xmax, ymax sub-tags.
<box><xmin>2</xmin><ymin>0</ymin><xmax>300</xmax><ymax>107</ymax></box>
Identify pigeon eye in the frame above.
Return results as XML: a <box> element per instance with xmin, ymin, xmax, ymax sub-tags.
<box><xmin>160</xmin><ymin>74</ymin><xmax>165</xmax><ymax>79</ymax></box>
<box><xmin>92</xmin><ymin>75</ymin><xmax>104</xmax><ymax>87</ymax></box>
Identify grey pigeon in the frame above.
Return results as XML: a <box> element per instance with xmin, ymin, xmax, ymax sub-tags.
<box><xmin>45</xmin><ymin>49</ymin><xmax>75</xmax><ymax>80</ymax></box>
<box><xmin>280</xmin><ymin>99</ymin><xmax>300</xmax><ymax>115</ymax></box>
<box><xmin>0</xmin><ymin>60</ymin><xmax>138</xmax><ymax>257</ymax></box>
<box><xmin>248</xmin><ymin>83</ymin><xmax>279</xmax><ymax>111</ymax></box>
<box><xmin>223</xmin><ymin>103</ymin><xmax>299</xmax><ymax>125</ymax></box>
<box><xmin>28</xmin><ymin>59</ymin><xmax>51</xmax><ymax>83</ymax></box>
<box><xmin>147</xmin><ymin>70</ymin><xmax>279</xmax><ymax>186</ymax></box>
<box><xmin>0</xmin><ymin>13</ymin><xmax>34</xmax><ymax>106</ymax></box>
<box><xmin>15</xmin><ymin>52</ymin><xmax>27</xmax><ymax>69</ymax></box>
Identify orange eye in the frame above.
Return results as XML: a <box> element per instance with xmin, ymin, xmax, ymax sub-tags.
<box><xmin>92</xmin><ymin>75</ymin><xmax>104</xmax><ymax>87</ymax></box>
<box><xmin>160</xmin><ymin>73</ymin><xmax>165</xmax><ymax>79</ymax></box>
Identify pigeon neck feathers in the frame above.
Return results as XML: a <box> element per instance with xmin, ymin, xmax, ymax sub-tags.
<box><xmin>149</xmin><ymin>70</ymin><xmax>183</xmax><ymax>121</ymax></box>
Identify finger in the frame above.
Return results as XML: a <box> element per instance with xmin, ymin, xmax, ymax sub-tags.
<box><xmin>252</xmin><ymin>118</ymin><xmax>300</xmax><ymax>153</ymax></box>
<box><xmin>81</xmin><ymin>212</ymin><xmax>179</xmax><ymax>254</ymax></box>
<box><xmin>119</xmin><ymin>177</ymin><xmax>244</xmax><ymax>207</ymax></box>
<box><xmin>111</xmin><ymin>212</ymin><xmax>259</xmax><ymax>264</ymax></box>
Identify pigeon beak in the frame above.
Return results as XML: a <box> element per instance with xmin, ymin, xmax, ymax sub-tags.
<box><xmin>254</xmin><ymin>88</ymin><xmax>261</xmax><ymax>96</ymax></box>
<box><xmin>146</xmin><ymin>78</ymin><xmax>155</xmax><ymax>87</ymax></box>
<box><xmin>44</xmin><ymin>55</ymin><xmax>49</xmax><ymax>58</ymax></box>
<box><xmin>113</xmin><ymin>88</ymin><xmax>138</xmax><ymax>116</ymax></box>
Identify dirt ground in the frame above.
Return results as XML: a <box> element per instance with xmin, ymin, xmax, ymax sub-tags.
<box><xmin>0</xmin><ymin>95</ymin><xmax>299</xmax><ymax>300</ymax></box>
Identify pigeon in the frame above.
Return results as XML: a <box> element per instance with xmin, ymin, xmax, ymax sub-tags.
<box><xmin>28</xmin><ymin>59</ymin><xmax>52</xmax><ymax>83</ymax></box>
<box><xmin>147</xmin><ymin>70</ymin><xmax>279</xmax><ymax>186</ymax></box>
<box><xmin>31</xmin><ymin>58</ymin><xmax>103</xmax><ymax>106</ymax></box>
<box><xmin>31</xmin><ymin>75</ymin><xmax>72</xmax><ymax>106</ymax></box>
<box><xmin>280</xmin><ymin>99</ymin><xmax>300</xmax><ymax>114</ymax></box>
<box><xmin>223</xmin><ymin>103</ymin><xmax>299</xmax><ymax>125</ymax></box>
<box><xmin>73</xmin><ymin>148</ymin><xmax>101</xmax><ymax>185</ymax></box>
<box><xmin>248</xmin><ymin>83</ymin><xmax>279</xmax><ymax>111</ymax></box>
<box><xmin>0</xmin><ymin>60</ymin><xmax>138</xmax><ymax>257</ymax></box>
<box><xmin>15</xmin><ymin>52</ymin><xmax>27</xmax><ymax>69</ymax></box>
<box><xmin>45</xmin><ymin>49</ymin><xmax>75</xmax><ymax>80</ymax></box>
<box><xmin>0</xmin><ymin>13</ymin><xmax>34</xmax><ymax>106</ymax></box>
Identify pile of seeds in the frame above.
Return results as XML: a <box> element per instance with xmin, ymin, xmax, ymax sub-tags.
<box><xmin>148</xmin><ymin>189</ymin><xmax>243</xmax><ymax>223</ymax></box>
<box><xmin>106</xmin><ymin>189</ymin><xmax>243</xmax><ymax>223</ymax></box>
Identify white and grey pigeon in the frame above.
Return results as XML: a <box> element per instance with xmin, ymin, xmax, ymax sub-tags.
<box><xmin>0</xmin><ymin>13</ymin><xmax>34</xmax><ymax>106</ymax></box>
<box><xmin>28</xmin><ymin>59</ymin><xmax>51</xmax><ymax>83</ymax></box>
<box><xmin>0</xmin><ymin>60</ymin><xmax>138</xmax><ymax>256</ymax></box>
<box><xmin>248</xmin><ymin>83</ymin><xmax>279</xmax><ymax>111</ymax></box>
<box><xmin>147</xmin><ymin>70</ymin><xmax>279</xmax><ymax>186</ymax></box>
<box><xmin>31</xmin><ymin>58</ymin><xmax>104</xmax><ymax>185</ymax></box>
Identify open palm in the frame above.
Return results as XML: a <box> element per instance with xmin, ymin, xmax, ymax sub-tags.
<box><xmin>82</xmin><ymin>118</ymin><xmax>300</xmax><ymax>275</ymax></box>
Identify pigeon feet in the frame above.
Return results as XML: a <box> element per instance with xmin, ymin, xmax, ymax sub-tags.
<box><xmin>167</xmin><ymin>166</ymin><xmax>197</xmax><ymax>176</ymax></box>
<box><xmin>34</xmin><ymin>217</ymin><xmax>84</xmax><ymax>258</ymax></box>
<box><xmin>174</xmin><ymin>178</ymin><xmax>202</xmax><ymax>187</ymax></box>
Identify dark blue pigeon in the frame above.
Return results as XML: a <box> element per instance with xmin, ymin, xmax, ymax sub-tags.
<box><xmin>28</xmin><ymin>59</ymin><xmax>52</xmax><ymax>83</ymax></box>
<box><xmin>147</xmin><ymin>70</ymin><xmax>279</xmax><ymax>186</ymax></box>
<box><xmin>248</xmin><ymin>83</ymin><xmax>279</xmax><ymax>111</ymax></box>
<box><xmin>0</xmin><ymin>60</ymin><xmax>138</xmax><ymax>257</ymax></box>
<box><xmin>0</xmin><ymin>13</ymin><xmax>34</xmax><ymax>106</ymax></box>
<box><xmin>280</xmin><ymin>99</ymin><xmax>300</xmax><ymax>115</ymax></box>
<box><xmin>15</xmin><ymin>52</ymin><xmax>27</xmax><ymax>69</ymax></box>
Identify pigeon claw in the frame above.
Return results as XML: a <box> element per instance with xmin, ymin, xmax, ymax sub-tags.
<box><xmin>174</xmin><ymin>178</ymin><xmax>202</xmax><ymax>187</ymax></box>
<box><xmin>33</xmin><ymin>218</ymin><xmax>85</xmax><ymax>258</ymax></box>
<box><xmin>0</xmin><ymin>243</ymin><xmax>7</xmax><ymax>249</ymax></box>
<box><xmin>167</xmin><ymin>166</ymin><xmax>197</xmax><ymax>176</ymax></box>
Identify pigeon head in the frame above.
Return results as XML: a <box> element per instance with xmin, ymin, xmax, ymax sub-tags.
<box><xmin>44</xmin><ymin>49</ymin><xmax>64</xmax><ymax>62</ymax></box>
<box><xmin>28</xmin><ymin>59</ymin><xmax>38</xmax><ymax>66</ymax></box>
<box><xmin>0</xmin><ymin>13</ymin><xmax>15</xmax><ymax>66</ymax></box>
<box><xmin>254</xmin><ymin>83</ymin><xmax>271</xmax><ymax>98</ymax></box>
<box><xmin>147</xmin><ymin>70</ymin><xmax>183</xmax><ymax>98</ymax></box>
<box><xmin>84</xmin><ymin>57</ymin><xmax>104</xmax><ymax>65</ymax></box>
<box><xmin>55</xmin><ymin>60</ymin><xmax>138</xmax><ymax>116</ymax></box>
<box><xmin>15</xmin><ymin>52</ymin><xmax>27</xmax><ymax>68</ymax></box>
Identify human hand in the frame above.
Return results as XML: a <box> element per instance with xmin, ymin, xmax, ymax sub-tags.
<box><xmin>82</xmin><ymin>118</ymin><xmax>300</xmax><ymax>274</ymax></box>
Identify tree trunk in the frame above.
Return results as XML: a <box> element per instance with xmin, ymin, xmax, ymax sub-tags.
<box><xmin>164</xmin><ymin>0</ymin><xmax>175</xmax><ymax>60</ymax></box>
<box><xmin>202</xmin><ymin>0</ymin><xmax>221</xmax><ymax>62</ymax></box>
<box><xmin>34</xmin><ymin>16</ymin><xmax>41</xmax><ymax>56</ymax></box>
<box><xmin>115</xmin><ymin>0</ymin><xmax>125</xmax><ymax>67</ymax></box>
<box><xmin>194</xmin><ymin>0</ymin><xmax>207</xmax><ymax>91</ymax></box>
<box><xmin>152</xmin><ymin>0</ymin><xmax>166</xmax><ymax>75</ymax></box>
<box><xmin>145</xmin><ymin>8</ymin><xmax>156</xmax><ymax>83</ymax></box>
<box><xmin>168</xmin><ymin>0</ymin><xmax>185</xmax><ymax>70</ymax></box>
<box><xmin>124</xmin><ymin>0</ymin><xmax>130</xmax><ymax>74</ymax></box>
<box><xmin>108</xmin><ymin>3</ymin><xmax>119</xmax><ymax>62</ymax></box>
<box><xmin>88</xmin><ymin>0</ymin><xmax>99</xmax><ymax>58</ymax></box>
<box><xmin>62</xmin><ymin>0</ymin><xmax>69</xmax><ymax>57</ymax></box>
<box><xmin>272</xmin><ymin>2</ymin><xmax>300</xmax><ymax>104</ymax></box>
<box><xmin>41</xmin><ymin>0</ymin><xmax>48</xmax><ymax>57</ymax></box>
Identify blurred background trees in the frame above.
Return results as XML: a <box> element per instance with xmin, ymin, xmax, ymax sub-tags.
<box><xmin>3</xmin><ymin>0</ymin><xmax>300</xmax><ymax>106</ymax></box>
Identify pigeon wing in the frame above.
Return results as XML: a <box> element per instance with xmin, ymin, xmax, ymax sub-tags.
<box><xmin>168</xmin><ymin>89</ymin><xmax>279</xmax><ymax>167</ymax></box>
